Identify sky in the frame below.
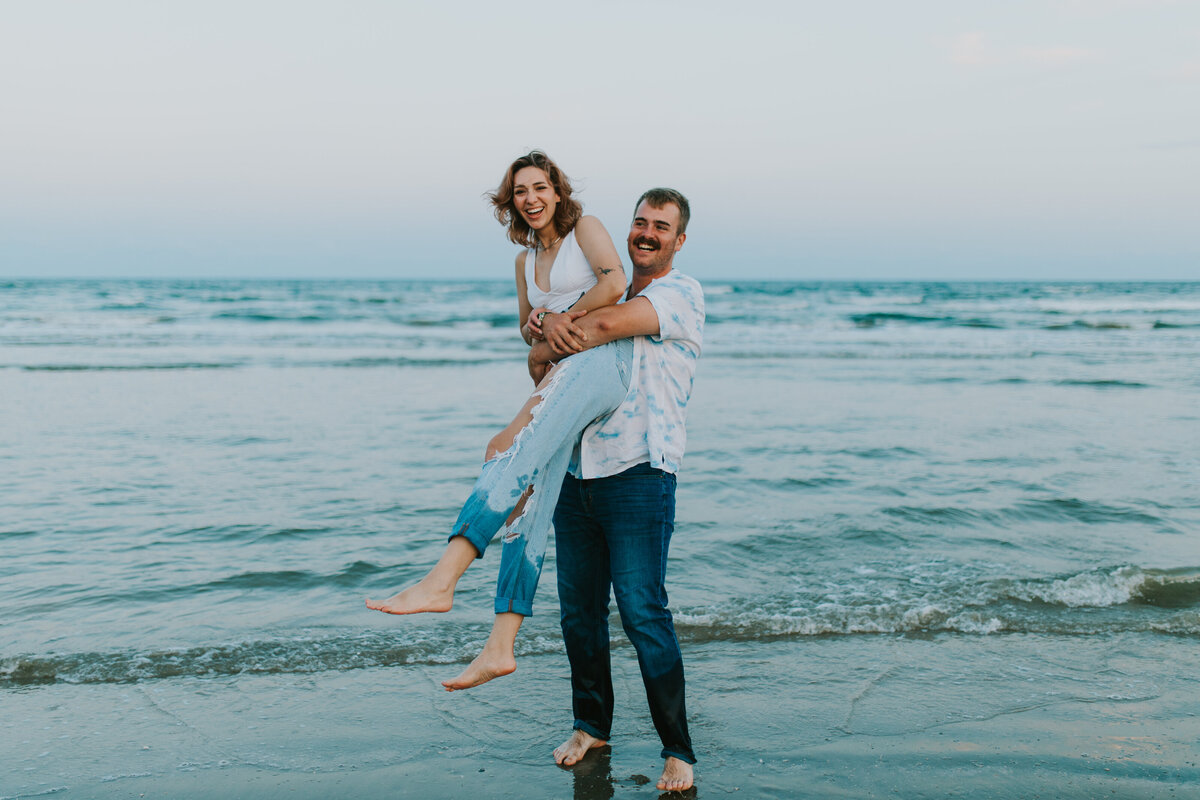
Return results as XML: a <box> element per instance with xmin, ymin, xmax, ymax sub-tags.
<box><xmin>1</xmin><ymin>0</ymin><xmax>1197</xmax><ymax>281</ymax></box>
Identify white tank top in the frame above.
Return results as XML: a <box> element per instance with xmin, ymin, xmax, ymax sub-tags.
<box><xmin>523</xmin><ymin>229</ymin><xmax>596</xmax><ymax>313</ymax></box>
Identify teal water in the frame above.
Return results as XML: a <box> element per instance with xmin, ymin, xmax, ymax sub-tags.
<box><xmin>3</xmin><ymin>280</ymin><xmax>1198</xmax><ymax>687</ymax></box>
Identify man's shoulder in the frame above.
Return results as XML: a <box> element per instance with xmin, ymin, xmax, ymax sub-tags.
<box><xmin>641</xmin><ymin>270</ymin><xmax>705</xmax><ymax>343</ymax></box>
<box><xmin>655</xmin><ymin>269</ymin><xmax>701</xmax><ymax>289</ymax></box>
<box><xmin>646</xmin><ymin>270</ymin><xmax>704</xmax><ymax>301</ymax></box>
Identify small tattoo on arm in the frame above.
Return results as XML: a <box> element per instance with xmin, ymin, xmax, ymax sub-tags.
<box><xmin>599</xmin><ymin>268</ymin><xmax>615</xmax><ymax>275</ymax></box>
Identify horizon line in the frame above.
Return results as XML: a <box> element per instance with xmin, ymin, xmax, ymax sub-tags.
<box><xmin>4</xmin><ymin>275</ymin><xmax>1199</xmax><ymax>285</ymax></box>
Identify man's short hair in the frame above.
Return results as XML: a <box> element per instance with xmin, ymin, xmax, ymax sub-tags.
<box><xmin>635</xmin><ymin>188</ymin><xmax>690</xmax><ymax>235</ymax></box>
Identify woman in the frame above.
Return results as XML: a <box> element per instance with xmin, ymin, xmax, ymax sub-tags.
<box><xmin>366</xmin><ymin>151</ymin><xmax>631</xmax><ymax>691</ymax></box>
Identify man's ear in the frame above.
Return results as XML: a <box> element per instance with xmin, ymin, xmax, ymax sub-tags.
<box><xmin>673</xmin><ymin>233</ymin><xmax>686</xmax><ymax>253</ymax></box>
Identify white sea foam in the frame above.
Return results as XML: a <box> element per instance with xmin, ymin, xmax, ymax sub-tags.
<box><xmin>668</xmin><ymin>562</ymin><xmax>1200</xmax><ymax>641</ymax></box>
<box><xmin>1034</xmin><ymin>298</ymin><xmax>1200</xmax><ymax>314</ymax></box>
<box><xmin>945</xmin><ymin>613</ymin><xmax>1004</xmax><ymax>634</ymax></box>
<box><xmin>1013</xmin><ymin>566</ymin><xmax>1145</xmax><ymax>607</ymax></box>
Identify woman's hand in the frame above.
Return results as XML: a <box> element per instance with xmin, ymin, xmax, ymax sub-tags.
<box><xmin>524</xmin><ymin>307</ymin><xmax>550</xmax><ymax>341</ymax></box>
<box><xmin>527</xmin><ymin>341</ymin><xmax>553</xmax><ymax>383</ymax></box>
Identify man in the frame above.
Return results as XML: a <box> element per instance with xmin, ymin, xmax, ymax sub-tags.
<box><xmin>528</xmin><ymin>188</ymin><xmax>703</xmax><ymax>793</ymax></box>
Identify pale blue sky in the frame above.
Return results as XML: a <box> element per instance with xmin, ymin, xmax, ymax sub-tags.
<box><xmin>2</xmin><ymin>0</ymin><xmax>1197</xmax><ymax>280</ymax></box>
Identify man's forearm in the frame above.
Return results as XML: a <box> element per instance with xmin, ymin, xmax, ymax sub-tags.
<box><xmin>525</xmin><ymin>317</ymin><xmax>613</xmax><ymax>378</ymax></box>
<box><xmin>529</xmin><ymin>298</ymin><xmax>661</xmax><ymax>376</ymax></box>
<box><xmin>549</xmin><ymin>300</ymin><xmax>660</xmax><ymax>356</ymax></box>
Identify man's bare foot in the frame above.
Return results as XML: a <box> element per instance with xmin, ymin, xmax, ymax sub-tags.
<box><xmin>365</xmin><ymin>577</ymin><xmax>453</xmax><ymax>615</ymax></box>
<box><xmin>553</xmin><ymin>729</ymin><xmax>607</xmax><ymax>766</ymax></box>
<box><xmin>657</xmin><ymin>757</ymin><xmax>694</xmax><ymax>792</ymax></box>
<box><xmin>440</xmin><ymin>650</ymin><xmax>516</xmax><ymax>691</ymax></box>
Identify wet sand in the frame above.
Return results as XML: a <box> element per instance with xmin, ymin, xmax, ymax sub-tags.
<box><xmin>8</xmin><ymin>633</ymin><xmax>1198</xmax><ymax>799</ymax></box>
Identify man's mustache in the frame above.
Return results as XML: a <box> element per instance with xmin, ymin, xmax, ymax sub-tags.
<box><xmin>632</xmin><ymin>237</ymin><xmax>659</xmax><ymax>250</ymax></box>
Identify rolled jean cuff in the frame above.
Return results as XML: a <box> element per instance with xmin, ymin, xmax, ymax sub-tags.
<box><xmin>574</xmin><ymin>720</ymin><xmax>610</xmax><ymax>743</ymax></box>
<box><xmin>451</xmin><ymin>527</ymin><xmax>490</xmax><ymax>560</ymax></box>
<box><xmin>661</xmin><ymin>747</ymin><xmax>697</xmax><ymax>765</ymax></box>
<box><xmin>494</xmin><ymin>596</ymin><xmax>533</xmax><ymax>617</ymax></box>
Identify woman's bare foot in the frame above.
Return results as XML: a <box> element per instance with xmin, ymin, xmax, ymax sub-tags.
<box><xmin>441</xmin><ymin>611</ymin><xmax>523</xmax><ymax>691</ymax></box>
<box><xmin>441</xmin><ymin>649</ymin><xmax>516</xmax><ymax>691</ymax></box>
<box><xmin>365</xmin><ymin>535</ymin><xmax>477</xmax><ymax>615</ymax></box>
<box><xmin>553</xmin><ymin>729</ymin><xmax>607</xmax><ymax>766</ymax></box>
<box><xmin>365</xmin><ymin>576</ymin><xmax>454</xmax><ymax>614</ymax></box>
<box><xmin>657</xmin><ymin>757</ymin><xmax>694</xmax><ymax>792</ymax></box>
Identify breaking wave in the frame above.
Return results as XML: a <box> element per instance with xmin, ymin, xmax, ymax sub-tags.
<box><xmin>7</xmin><ymin>567</ymin><xmax>1196</xmax><ymax>688</ymax></box>
<box><xmin>674</xmin><ymin>566</ymin><xmax>1200</xmax><ymax>640</ymax></box>
<box><xmin>0</xmin><ymin>628</ymin><xmax>565</xmax><ymax>689</ymax></box>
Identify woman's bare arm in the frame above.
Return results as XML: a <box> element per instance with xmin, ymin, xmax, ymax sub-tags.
<box><xmin>514</xmin><ymin>251</ymin><xmax>537</xmax><ymax>346</ymax></box>
<box><xmin>569</xmin><ymin>215</ymin><xmax>626</xmax><ymax>312</ymax></box>
<box><xmin>538</xmin><ymin>215</ymin><xmax>626</xmax><ymax>353</ymax></box>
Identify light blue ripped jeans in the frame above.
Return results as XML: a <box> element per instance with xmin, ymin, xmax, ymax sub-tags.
<box><xmin>451</xmin><ymin>338</ymin><xmax>633</xmax><ymax>616</ymax></box>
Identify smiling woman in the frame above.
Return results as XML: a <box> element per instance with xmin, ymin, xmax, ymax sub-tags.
<box><xmin>512</xmin><ymin>168</ymin><xmax>560</xmax><ymax>235</ymax></box>
<box><xmin>365</xmin><ymin>150</ymin><xmax>630</xmax><ymax>691</ymax></box>
<box><xmin>490</xmin><ymin>152</ymin><xmax>626</xmax><ymax>351</ymax></box>
<box><xmin>490</xmin><ymin>151</ymin><xmax>582</xmax><ymax>249</ymax></box>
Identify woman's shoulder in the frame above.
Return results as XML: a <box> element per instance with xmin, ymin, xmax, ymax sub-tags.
<box><xmin>515</xmin><ymin>248</ymin><xmax>531</xmax><ymax>273</ymax></box>
<box><xmin>571</xmin><ymin>215</ymin><xmax>610</xmax><ymax>247</ymax></box>
<box><xmin>574</xmin><ymin>214</ymin><xmax>607</xmax><ymax>233</ymax></box>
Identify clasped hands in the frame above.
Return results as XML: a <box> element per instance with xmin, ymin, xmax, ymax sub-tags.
<box><xmin>525</xmin><ymin>307</ymin><xmax>590</xmax><ymax>355</ymax></box>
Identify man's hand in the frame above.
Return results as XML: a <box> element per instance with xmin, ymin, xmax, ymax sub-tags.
<box><xmin>541</xmin><ymin>310</ymin><xmax>589</xmax><ymax>355</ymax></box>
<box><xmin>526</xmin><ymin>297</ymin><xmax>661</xmax><ymax>382</ymax></box>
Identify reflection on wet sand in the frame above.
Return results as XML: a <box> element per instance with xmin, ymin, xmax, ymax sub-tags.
<box><xmin>561</xmin><ymin>746</ymin><xmax>699</xmax><ymax>800</ymax></box>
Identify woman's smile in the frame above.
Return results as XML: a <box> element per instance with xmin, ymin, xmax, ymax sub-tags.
<box><xmin>513</xmin><ymin>166</ymin><xmax>560</xmax><ymax>233</ymax></box>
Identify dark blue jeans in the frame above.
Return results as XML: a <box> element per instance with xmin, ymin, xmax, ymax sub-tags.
<box><xmin>554</xmin><ymin>462</ymin><xmax>695</xmax><ymax>765</ymax></box>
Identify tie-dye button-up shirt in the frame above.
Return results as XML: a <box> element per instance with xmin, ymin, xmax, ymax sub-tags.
<box><xmin>574</xmin><ymin>269</ymin><xmax>705</xmax><ymax>479</ymax></box>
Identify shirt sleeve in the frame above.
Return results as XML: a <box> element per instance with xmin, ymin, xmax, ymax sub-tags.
<box><xmin>644</xmin><ymin>273</ymin><xmax>705</xmax><ymax>345</ymax></box>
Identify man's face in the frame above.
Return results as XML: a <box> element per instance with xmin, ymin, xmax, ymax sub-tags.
<box><xmin>627</xmin><ymin>201</ymin><xmax>685</xmax><ymax>273</ymax></box>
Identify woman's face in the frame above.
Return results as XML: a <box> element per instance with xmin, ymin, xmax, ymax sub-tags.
<box><xmin>512</xmin><ymin>166</ymin><xmax>560</xmax><ymax>234</ymax></box>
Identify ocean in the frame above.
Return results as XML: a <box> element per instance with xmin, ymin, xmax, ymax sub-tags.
<box><xmin>3</xmin><ymin>279</ymin><xmax>1199</xmax><ymax>798</ymax></box>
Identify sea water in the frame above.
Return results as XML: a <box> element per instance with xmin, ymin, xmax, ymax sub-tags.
<box><xmin>2</xmin><ymin>279</ymin><xmax>1198</xmax><ymax>689</ymax></box>
<box><xmin>5</xmin><ymin>279</ymin><xmax>1200</xmax><ymax>796</ymax></box>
